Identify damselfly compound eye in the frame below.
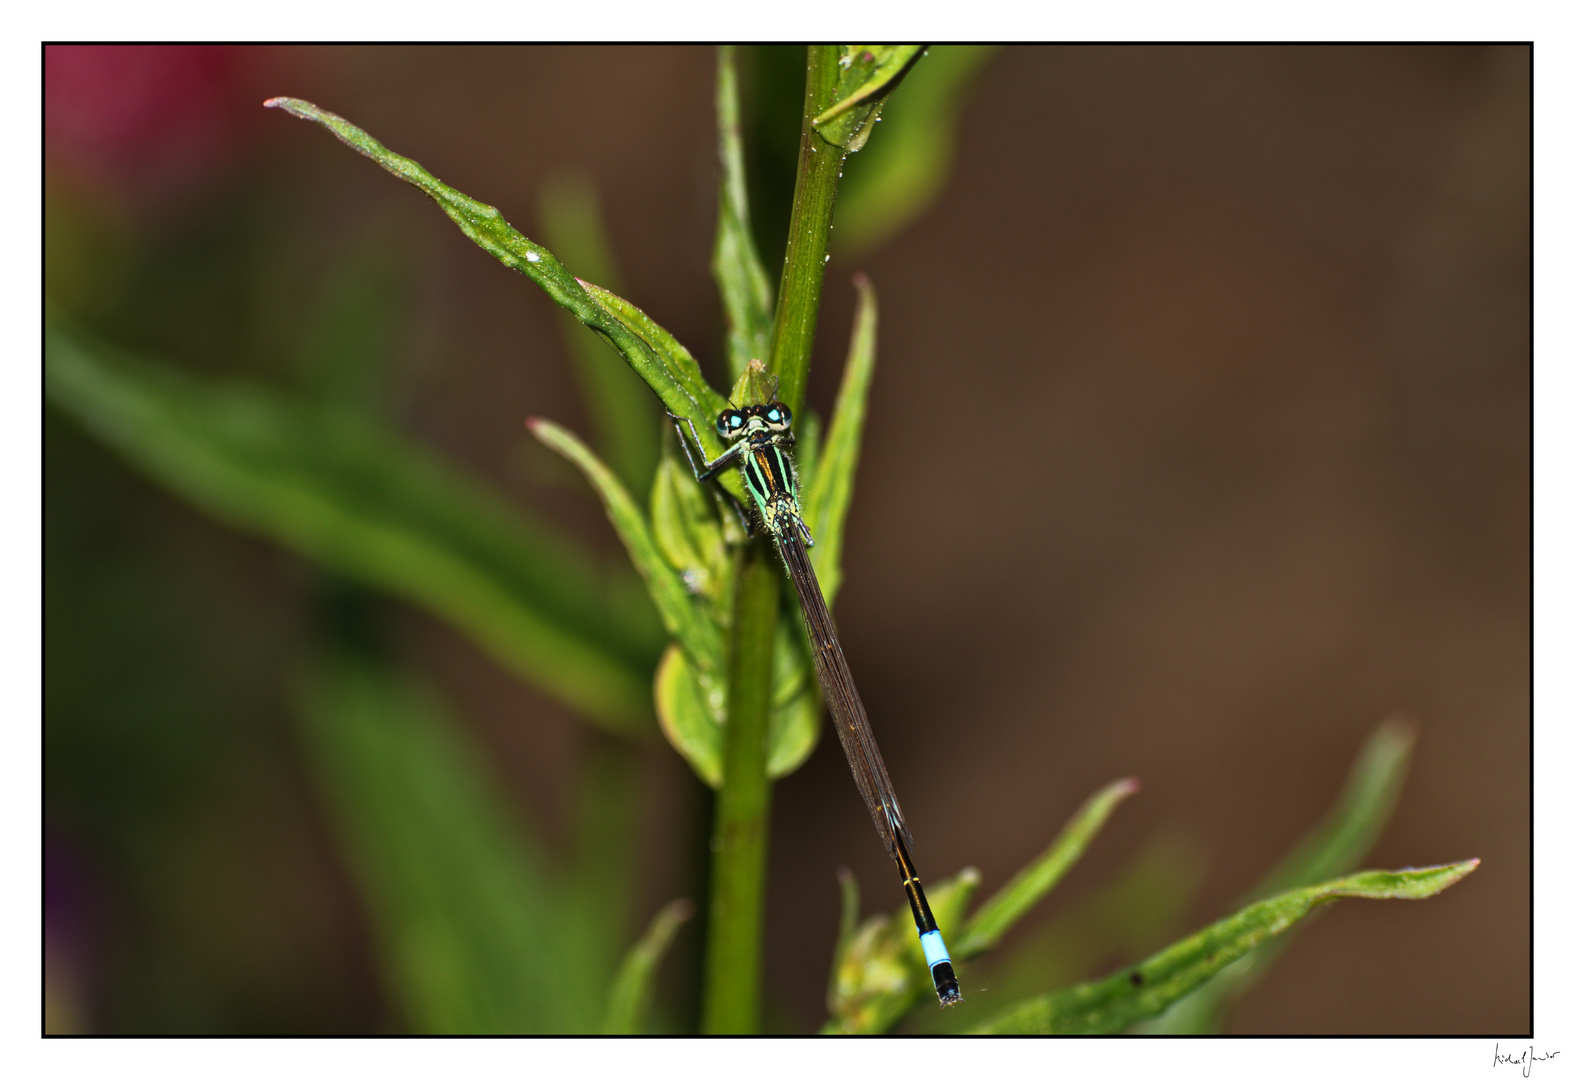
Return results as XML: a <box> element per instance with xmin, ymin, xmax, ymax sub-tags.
<box><xmin>716</xmin><ymin>410</ymin><xmax>745</xmax><ymax>438</ymax></box>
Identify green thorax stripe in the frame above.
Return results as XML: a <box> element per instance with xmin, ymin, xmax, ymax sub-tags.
<box><xmin>741</xmin><ymin>438</ymin><xmax>797</xmax><ymax>510</ymax></box>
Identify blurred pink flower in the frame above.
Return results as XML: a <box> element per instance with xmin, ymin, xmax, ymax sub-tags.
<box><xmin>45</xmin><ymin>45</ymin><xmax>250</xmax><ymax>206</ymax></box>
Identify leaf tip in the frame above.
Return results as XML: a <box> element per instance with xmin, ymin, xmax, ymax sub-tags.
<box><xmin>1423</xmin><ymin>857</ymin><xmax>1482</xmax><ymax>894</ymax></box>
<box><xmin>263</xmin><ymin>96</ymin><xmax>307</xmax><ymax>116</ymax></box>
<box><xmin>525</xmin><ymin>416</ymin><xmax>559</xmax><ymax>445</ymax></box>
<box><xmin>1114</xmin><ymin>776</ymin><xmax>1142</xmax><ymax>797</ymax></box>
<box><xmin>1377</xmin><ymin>710</ymin><xmax>1421</xmax><ymax>746</ymax></box>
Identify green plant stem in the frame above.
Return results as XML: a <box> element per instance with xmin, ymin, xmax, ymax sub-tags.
<box><xmin>700</xmin><ymin>543</ymin><xmax>780</xmax><ymax>1033</ymax></box>
<box><xmin>768</xmin><ymin>45</ymin><xmax>848</xmax><ymax>413</ymax></box>
<box><xmin>699</xmin><ymin>44</ymin><xmax>849</xmax><ymax>1034</ymax></box>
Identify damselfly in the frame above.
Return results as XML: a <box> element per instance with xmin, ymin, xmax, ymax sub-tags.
<box><xmin>672</xmin><ymin>401</ymin><xmax>962</xmax><ymax>1007</ymax></box>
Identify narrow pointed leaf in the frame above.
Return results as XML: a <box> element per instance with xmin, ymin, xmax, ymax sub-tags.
<box><xmin>298</xmin><ymin>652</ymin><xmax>604</xmax><ymax>1032</ymax></box>
<box><xmin>826</xmin><ymin>868</ymin><xmax>863</xmax><ymax>1027</ymax></box>
<box><xmin>601</xmin><ymin>898</ymin><xmax>696</xmax><ymax>1034</ymax></box>
<box><xmin>801</xmin><ymin>274</ymin><xmax>878</xmax><ymax>606</ymax></box>
<box><xmin>564</xmin><ymin>737</ymin><xmax>643</xmax><ymax>1009</ymax></box>
<box><xmin>529</xmin><ymin>419</ymin><xmax>722</xmax><ymax>675</ymax></box>
<box><xmin>573</xmin><ymin>279</ymin><xmax>744</xmax><ymax>505</ymax></box>
<box><xmin>955</xmin><ymin>778</ymin><xmax>1142</xmax><ymax>959</ymax></box>
<box><xmin>835</xmin><ymin>868</ymin><xmax>862</xmax><ymax>958</ymax></box>
<box><xmin>1252</xmin><ymin>715</ymin><xmax>1419</xmax><ymax>902</ymax></box>
<box><xmin>970</xmin><ymin>860</ymin><xmax>1480</xmax><ymax>1035</ymax></box>
<box><xmin>712</xmin><ymin>45</ymin><xmax>774</xmax><ymax>383</ymax></box>
<box><xmin>571</xmin><ymin>279</ymin><xmax>730</xmax><ymax>441</ymax></box>
<box><xmin>539</xmin><ymin>173</ymin><xmax>659</xmax><ymax>492</ymax></box>
<box><xmin>45</xmin><ymin>328</ymin><xmax>659</xmax><ymax>731</ymax></box>
<box><xmin>813</xmin><ymin>46</ymin><xmax>926</xmax><ymax>149</ymax></box>
<box><xmin>1142</xmin><ymin>715</ymin><xmax>1418</xmax><ymax>1033</ymax></box>
<box><xmin>823</xmin><ymin>868</ymin><xmax>981</xmax><ymax>1034</ymax></box>
<box><xmin>573</xmin><ymin>277</ymin><xmax>730</xmax><ymax>434</ymax></box>
<box><xmin>266</xmin><ymin>98</ymin><xmax>717</xmax><ymax>455</ymax></box>
<box><xmin>911</xmin><ymin>836</ymin><xmax>1206</xmax><ymax>1034</ymax></box>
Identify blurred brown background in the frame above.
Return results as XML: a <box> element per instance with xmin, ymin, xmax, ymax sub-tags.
<box><xmin>44</xmin><ymin>45</ymin><xmax>1528</xmax><ymax>1034</ymax></box>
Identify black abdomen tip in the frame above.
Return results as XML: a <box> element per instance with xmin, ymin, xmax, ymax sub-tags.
<box><xmin>931</xmin><ymin>961</ymin><xmax>962</xmax><ymax>1006</ymax></box>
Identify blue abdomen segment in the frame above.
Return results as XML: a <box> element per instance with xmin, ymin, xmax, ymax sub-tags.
<box><xmin>919</xmin><ymin>929</ymin><xmax>952</xmax><ymax>970</ymax></box>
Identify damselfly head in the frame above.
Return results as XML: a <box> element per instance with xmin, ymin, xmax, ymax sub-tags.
<box><xmin>716</xmin><ymin>403</ymin><xmax>793</xmax><ymax>441</ymax></box>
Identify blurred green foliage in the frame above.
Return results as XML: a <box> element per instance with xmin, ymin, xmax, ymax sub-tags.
<box><xmin>299</xmin><ymin>648</ymin><xmax>655</xmax><ymax>1032</ymax></box>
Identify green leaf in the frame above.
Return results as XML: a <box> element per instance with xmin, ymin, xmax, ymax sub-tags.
<box><xmin>823</xmin><ymin>868</ymin><xmax>981</xmax><ymax>1034</ymax></box>
<box><xmin>1140</xmin><ymin>715</ymin><xmax>1418</xmax><ymax>1033</ymax></box>
<box><xmin>529</xmin><ymin>419</ymin><xmax>723</xmax><ymax>676</ymax></box>
<box><xmin>539</xmin><ymin>171</ymin><xmax>659</xmax><ymax>492</ymax></box>
<box><xmin>801</xmin><ymin>273</ymin><xmax>878</xmax><ymax>607</ymax></box>
<box><xmin>729</xmin><ymin>355</ymin><xmax>779</xmax><ymax>409</ymax></box>
<box><xmin>652</xmin><ymin>635</ymin><xmax>821</xmax><ymax>790</ymax></box>
<box><xmin>654</xmin><ymin>644</ymin><xmax>725</xmax><ymax>788</ymax></box>
<box><xmin>1252</xmin><ymin>715</ymin><xmax>1419</xmax><ymax>902</ymax></box>
<box><xmin>825</xmin><ymin>868</ymin><xmax>862</xmax><ymax>1020</ymax></box>
<box><xmin>846</xmin><ymin>777</ymin><xmax>1142</xmax><ymax>1035</ymax></box>
<box><xmin>601</xmin><ymin>898</ymin><xmax>696</xmax><ymax>1034</ymax></box>
<box><xmin>812</xmin><ymin>46</ymin><xmax>927</xmax><ymax>150</ymax></box>
<box><xmin>765</xmin><ymin>664</ymin><xmax>820</xmax><ymax>778</ymax></box>
<box><xmin>835</xmin><ymin>867</ymin><xmax>861</xmax><ymax>957</ymax></box>
<box><xmin>969</xmin><ymin>860</ymin><xmax>1480</xmax><ymax>1035</ymax></box>
<box><xmin>564</xmin><ymin>736</ymin><xmax>644</xmax><ymax>1006</ymax></box>
<box><xmin>297</xmin><ymin>651</ymin><xmax>607</xmax><ymax>1032</ymax></box>
<box><xmin>570</xmin><ymin>278</ymin><xmax>729</xmax><ymax>426</ymax></box>
<box><xmin>526</xmin><ymin>419</ymin><xmax>812</xmax><ymax>788</ymax></box>
<box><xmin>908</xmin><ymin>834</ymin><xmax>1205</xmax><ymax>1033</ymax></box>
<box><xmin>265</xmin><ymin>98</ymin><xmax>722</xmax><ymax>474</ymax></box>
<box><xmin>712</xmin><ymin>45</ymin><xmax>774</xmax><ymax>383</ymax></box>
<box><xmin>649</xmin><ymin>454</ymin><xmax>732</xmax><ymax>611</ymax></box>
<box><xmin>955</xmin><ymin>778</ymin><xmax>1142</xmax><ymax>959</ymax></box>
<box><xmin>572</xmin><ymin>278</ymin><xmax>744</xmax><ymax>505</ymax></box>
<box><xmin>45</xmin><ymin>327</ymin><xmax>660</xmax><ymax>732</ymax></box>
<box><xmin>835</xmin><ymin>45</ymin><xmax>999</xmax><ymax>258</ymax></box>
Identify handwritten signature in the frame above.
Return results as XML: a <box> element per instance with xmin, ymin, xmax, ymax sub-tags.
<box><xmin>1495</xmin><ymin>1043</ymin><xmax>1560</xmax><ymax>1077</ymax></box>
